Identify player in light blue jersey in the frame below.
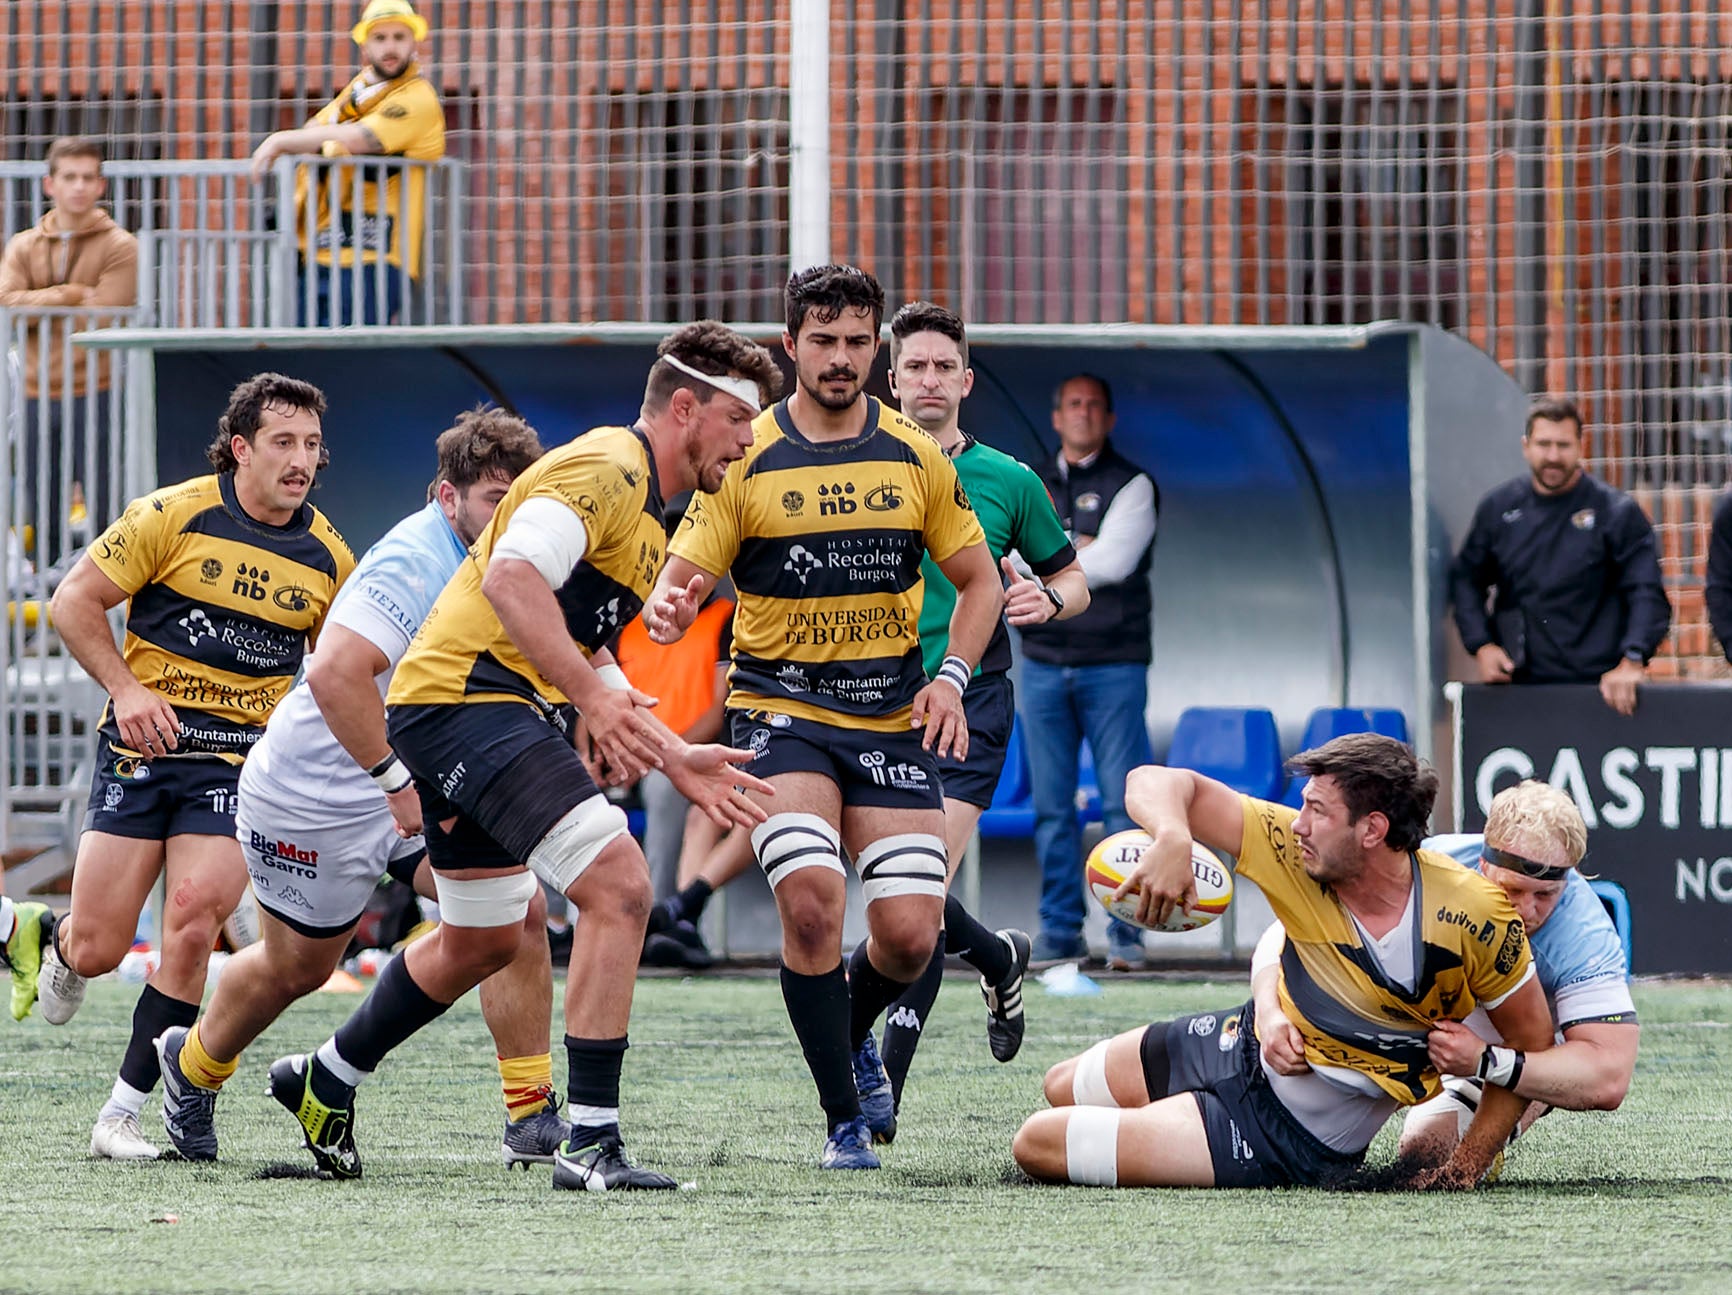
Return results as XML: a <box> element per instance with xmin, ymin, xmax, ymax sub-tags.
<box><xmin>153</xmin><ymin>409</ymin><xmax>560</xmax><ymax>1167</ymax></box>
<box><xmin>1251</xmin><ymin>779</ymin><xmax>1637</xmax><ymax>1172</ymax></box>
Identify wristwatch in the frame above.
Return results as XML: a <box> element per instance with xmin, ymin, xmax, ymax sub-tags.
<box><xmin>1041</xmin><ymin>583</ymin><xmax>1065</xmax><ymax>614</ymax></box>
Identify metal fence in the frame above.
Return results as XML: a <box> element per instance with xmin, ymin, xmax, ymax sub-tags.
<box><xmin>1</xmin><ymin>156</ymin><xmax>464</xmax><ymax>329</ymax></box>
<box><xmin>0</xmin><ymin>307</ymin><xmax>139</xmax><ymax>859</ymax></box>
<box><xmin>7</xmin><ymin>2</ymin><xmax>1732</xmax><ymax>678</ymax></box>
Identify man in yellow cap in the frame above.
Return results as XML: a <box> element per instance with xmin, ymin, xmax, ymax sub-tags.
<box><xmin>251</xmin><ymin>1</ymin><xmax>444</xmax><ymax>326</ymax></box>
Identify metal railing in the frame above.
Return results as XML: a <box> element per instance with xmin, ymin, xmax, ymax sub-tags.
<box><xmin>1</xmin><ymin>157</ymin><xmax>465</xmax><ymax>331</ymax></box>
<box><xmin>0</xmin><ymin>307</ymin><xmax>140</xmax><ymax>859</ymax></box>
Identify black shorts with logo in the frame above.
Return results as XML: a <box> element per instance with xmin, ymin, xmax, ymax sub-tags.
<box><xmin>1147</xmin><ymin>1002</ymin><xmax>1365</xmax><ymax>1189</ymax></box>
<box><xmin>388</xmin><ymin>700</ymin><xmax>597</xmax><ymax>872</ymax></box>
<box><xmin>728</xmin><ymin>708</ymin><xmax>944</xmax><ymax>812</ymax></box>
<box><xmin>932</xmin><ymin>671</ymin><xmax>1014</xmax><ymax>809</ymax></box>
<box><xmin>83</xmin><ymin>746</ymin><xmax>241</xmax><ymax>840</ymax></box>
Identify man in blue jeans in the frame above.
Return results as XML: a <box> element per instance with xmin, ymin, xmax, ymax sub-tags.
<box><xmin>1017</xmin><ymin>374</ymin><xmax>1159</xmax><ymax>969</ymax></box>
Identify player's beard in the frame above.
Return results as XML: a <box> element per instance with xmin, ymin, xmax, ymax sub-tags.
<box><xmin>369</xmin><ymin>55</ymin><xmax>409</xmax><ymax>80</ymax></box>
<box><xmin>802</xmin><ymin>369</ymin><xmax>864</xmax><ymax>412</ymax></box>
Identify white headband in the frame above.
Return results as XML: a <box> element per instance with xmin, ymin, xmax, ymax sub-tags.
<box><xmin>660</xmin><ymin>353</ymin><xmax>763</xmax><ymax>414</ymax></box>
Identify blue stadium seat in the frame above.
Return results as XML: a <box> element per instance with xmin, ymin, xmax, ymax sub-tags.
<box><xmin>1167</xmin><ymin>707</ymin><xmax>1283</xmax><ymax>800</ymax></box>
<box><xmin>1588</xmin><ymin>878</ymin><xmax>1635</xmax><ymax>974</ymax></box>
<box><xmin>1367</xmin><ymin>708</ymin><xmax>1410</xmax><ymax>742</ymax></box>
<box><xmin>1282</xmin><ymin>707</ymin><xmax>1412</xmax><ymax>804</ymax></box>
<box><xmin>978</xmin><ymin>716</ymin><xmax>1036</xmax><ymax>838</ymax></box>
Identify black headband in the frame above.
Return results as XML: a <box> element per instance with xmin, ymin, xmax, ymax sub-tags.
<box><xmin>1481</xmin><ymin>845</ymin><xmax>1572</xmax><ymax>882</ymax></box>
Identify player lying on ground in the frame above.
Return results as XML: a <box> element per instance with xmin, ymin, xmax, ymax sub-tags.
<box><xmin>1013</xmin><ymin>734</ymin><xmax>1556</xmax><ymax>1190</ymax></box>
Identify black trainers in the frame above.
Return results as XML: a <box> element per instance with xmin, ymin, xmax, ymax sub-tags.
<box><xmin>981</xmin><ymin>929</ymin><xmax>1032</xmax><ymax>1063</ymax></box>
<box><xmin>156</xmin><ymin>1026</ymin><xmax>219</xmax><ymax>1161</ymax></box>
<box><xmin>551</xmin><ymin>1132</ymin><xmax>678</xmax><ymax>1191</ymax></box>
<box><xmin>267</xmin><ymin>1053</ymin><xmax>362</xmax><ymax>1180</ymax></box>
<box><xmin>642</xmin><ymin>919</ymin><xmax>715</xmax><ymax>970</ymax></box>
<box><xmin>502</xmin><ymin>1089</ymin><xmax>572</xmax><ymax>1168</ymax></box>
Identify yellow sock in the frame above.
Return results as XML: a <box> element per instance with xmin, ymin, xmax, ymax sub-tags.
<box><xmin>499</xmin><ymin>1053</ymin><xmax>554</xmax><ymax>1122</ymax></box>
<box><xmin>180</xmin><ymin>1022</ymin><xmax>239</xmax><ymax>1091</ymax></box>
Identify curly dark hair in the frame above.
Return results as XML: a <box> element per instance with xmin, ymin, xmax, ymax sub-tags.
<box><xmin>784</xmin><ymin>263</ymin><xmax>886</xmax><ymax>339</ymax></box>
<box><xmin>1286</xmin><ymin>732</ymin><xmax>1438</xmax><ymax>851</ymax></box>
<box><xmin>430</xmin><ymin>406</ymin><xmax>544</xmax><ymax>497</ymax></box>
<box><xmin>644</xmin><ymin>320</ymin><xmax>783</xmax><ymax>413</ymax></box>
<box><xmin>888</xmin><ymin>300</ymin><xmax>968</xmax><ymax>367</ymax></box>
<box><xmin>205</xmin><ymin>373</ymin><xmax>329</xmax><ymax>474</ymax></box>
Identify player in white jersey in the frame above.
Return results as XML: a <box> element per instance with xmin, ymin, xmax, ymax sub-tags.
<box><xmin>1252</xmin><ymin>779</ymin><xmax>1637</xmax><ymax>1173</ymax></box>
<box><xmin>153</xmin><ymin>409</ymin><xmax>558</xmax><ymax>1164</ymax></box>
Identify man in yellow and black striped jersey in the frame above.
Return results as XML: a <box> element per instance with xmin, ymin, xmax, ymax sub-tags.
<box><xmin>33</xmin><ymin>373</ymin><xmax>353</xmax><ymax>1162</ymax></box>
<box><xmin>1014</xmin><ymin>734</ymin><xmax>1560</xmax><ymax>1192</ymax></box>
<box><xmin>267</xmin><ymin>322</ymin><xmax>778</xmax><ymax>1191</ymax></box>
<box><xmin>645</xmin><ymin>265</ymin><xmax>1004</xmax><ymax>1170</ymax></box>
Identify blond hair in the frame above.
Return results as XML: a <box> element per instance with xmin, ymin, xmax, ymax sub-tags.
<box><xmin>1484</xmin><ymin>780</ymin><xmax>1587</xmax><ymax>868</ymax></box>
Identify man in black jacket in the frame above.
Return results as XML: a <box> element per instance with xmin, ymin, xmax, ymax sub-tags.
<box><xmin>1449</xmin><ymin>397</ymin><xmax>1669</xmax><ymax>716</ymax></box>
<box><xmin>1018</xmin><ymin>374</ymin><xmax>1158</xmax><ymax>968</ymax></box>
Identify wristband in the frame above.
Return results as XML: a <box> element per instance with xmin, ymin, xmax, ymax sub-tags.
<box><xmin>367</xmin><ymin>752</ymin><xmax>413</xmax><ymax>796</ymax></box>
<box><xmin>935</xmin><ymin>654</ymin><xmax>971</xmax><ymax>695</ymax></box>
<box><xmin>594</xmin><ymin>663</ymin><xmax>630</xmax><ymax>691</ymax></box>
<box><xmin>1476</xmin><ymin>1044</ymin><xmax>1525</xmax><ymax>1089</ymax></box>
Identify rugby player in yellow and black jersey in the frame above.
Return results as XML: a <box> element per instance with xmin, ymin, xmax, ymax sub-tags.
<box><xmin>36</xmin><ymin>373</ymin><xmax>353</xmax><ymax>1161</ymax></box>
<box><xmin>1015</xmin><ymin>733</ymin><xmax>1559</xmax><ymax>1192</ymax></box>
<box><xmin>268</xmin><ymin>322</ymin><xmax>776</xmax><ymax>1191</ymax></box>
<box><xmin>646</xmin><ymin>265</ymin><xmax>1003</xmax><ymax>1170</ymax></box>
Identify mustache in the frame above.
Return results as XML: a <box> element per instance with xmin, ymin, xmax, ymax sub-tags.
<box><xmin>820</xmin><ymin>368</ymin><xmax>857</xmax><ymax>383</ymax></box>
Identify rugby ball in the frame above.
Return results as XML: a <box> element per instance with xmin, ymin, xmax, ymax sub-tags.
<box><xmin>1085</xmin><ymin>829</ymin><xmax>1233</xmax><ymax>933</ymax></box>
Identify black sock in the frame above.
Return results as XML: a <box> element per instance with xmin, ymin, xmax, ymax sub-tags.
<box><xmin>118</xmin><ymin>985</ymin><xmax>198</xmax><ymax>1095</ymax></box>
<box><xmin>330</xmin><ymin>950</ymin><xmax>451</xmax><ymax>1075</ymax></box>
<box><xmin>944</xmin><ymin>893</ymin><xmax>1011</xmax><ymax>983</ymax></box>
<box><xmin>117</xmin><ymin>984</ymin><xmax>199</xmax><ymax>1094</ymax></box>
<box><xmin>846</xmin><ymin>939</ymin><xmax>913</xmax><ymax>1049</ymax></box>
<box><xmin>780</xmin><ymin>962</ymin><xmax>858</xmax><ymax>1127</ymax></box>
<box><xmin>673</xmin><ymin>878</ymin><xmax>714</xmax><ymax>924</ymax></box>
<box><xmin>564</xmin><ymin>1035</ymin><xmax>628</xmax><ymax>1132</ymax></box>
<box><xmin>645</xmin><ymin>900</ymin><xmax>673</xmax><ymax>937</ymax></box>
<box><xmin>880</xmin><ymin>942</ymin><xmax>946</xmax><ymax>1109</ymax></box>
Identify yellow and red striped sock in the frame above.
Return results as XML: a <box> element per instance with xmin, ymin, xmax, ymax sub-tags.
<box><xmin>499</xmin><ymin>1053</ymin><xmax>555</xmax><ymax>1122</ymax></box>
<box><xmin>181</xmin><ymin>1022</ymin><xmax>239</xmax><ymax>1091</ymax></box>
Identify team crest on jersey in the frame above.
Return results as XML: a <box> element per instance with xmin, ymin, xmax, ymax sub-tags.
<box><xmin>864</xmin><ymin>481</ymin><xmax>903</xmax><ymax>512</ymax></box>
<box><xmin>1076</xmin><ymin>492</ymin><xmax>1101</xmax><ymax>512</ymax></box>
<box><xmin>781</xmin><ymin>490</ymin><xmax>805</xmax><ymax>515</ymax></box>
<box><xmin>200</xmin><ymin>558</ymin><xmax>223</xmax><ymax>582</ymax></box>
<box><xmin>382</xmin><ymin>103</ymin><xmax>408</xmax><ymax>119</ymax></box>
<box><xmin>1571</xmin><ymin>509</ymin><xmax>1596</xmax><ymax>530</ymax></box>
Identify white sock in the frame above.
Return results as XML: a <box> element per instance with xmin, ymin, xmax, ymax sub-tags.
<box><xmin>0</xmin><ymin>896</ymin><xmax>15</xmax><ymax>945</ymax></box>
<box><xmin>101</xmin><ymin>1078</ymin><xmax>151</xmax><ymax>1120</ymax></box>
<box><xmin>315</xmin><ymin>1038</ymin><xmax>369</xmax><ymax>1089</ymax></box>
<box><xmin>566</xmin><ymin>1101</ymin><xmax>618</xmax><ymax>1130</ymax></box>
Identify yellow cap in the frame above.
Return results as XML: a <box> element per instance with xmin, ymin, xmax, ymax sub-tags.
<box><xmin>351</xmin><ymin>0</ymin><xmax>429</xmax><ymax>45</ymax></box>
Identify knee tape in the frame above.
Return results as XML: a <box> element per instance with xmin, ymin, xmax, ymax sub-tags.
<box><xmin>751</xmin><ymin>813</ymin><xmax>844</xmax><ymax>891</ymax></box>
<box><xmin>855</xmin><ymin>833</ymin><xmax>948</xmax><ymax>904</ymax></box>
<box><xmin>1071</xmin><ymin>1039</ymin><xmax>1120</xmax><ymax>1108</ymax></box>
<box><xmin>1064</xmin><ymin>1106</ymin><xmax>1122</xmax><ymax>1187</ymax></box>
<box><xmin>433</xmin><ymin>869</ymin><xmax>539</xmax><ymax>928</ymax></box>
<box><xmin>526</xmin><ymin>794</ymin><xmax>630</xmax><ymax>894</ymax></box>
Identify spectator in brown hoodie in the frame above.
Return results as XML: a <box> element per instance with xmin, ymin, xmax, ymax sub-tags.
<box><xmin>0</xmin><ymin>137</ymin><xmax>138</xmax><ymax>570</ymax></box>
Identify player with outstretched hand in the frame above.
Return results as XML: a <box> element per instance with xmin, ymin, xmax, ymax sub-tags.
<box><xmin>267</xmin><ymin>322</ymin><xmax>780</xmax><ymax>1190</ymax></box>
